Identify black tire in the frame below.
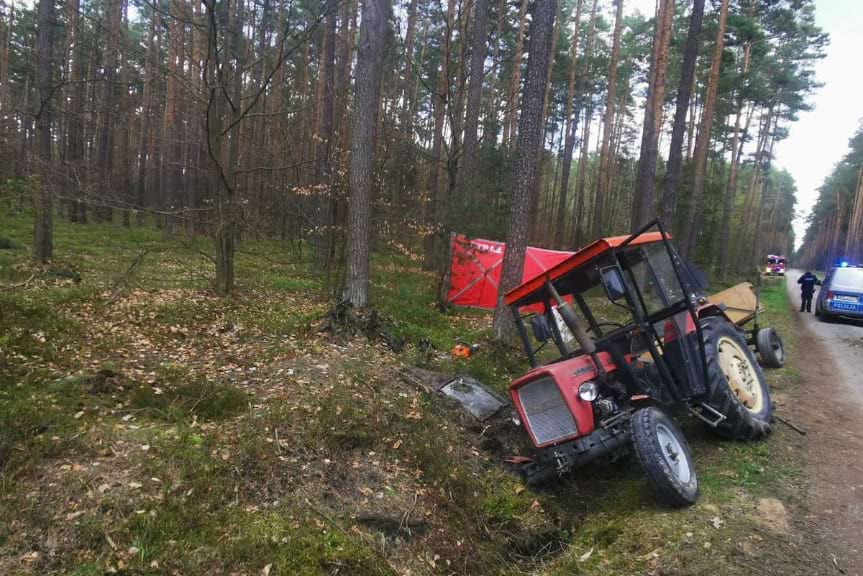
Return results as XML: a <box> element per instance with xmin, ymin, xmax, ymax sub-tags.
<box><xmin>700</xmin><ymin>317</ymin><xmax>772</xmax><ymax>440</ymax></box>
<box><xmin>756</xmin><ymin>327</ymin><xmax>785</xmax><ymax>368</ymax></box>
<box><xmin>631</xmin><ymin>407</ymin><xmax>698</xmax><ymax>507</ymax></box>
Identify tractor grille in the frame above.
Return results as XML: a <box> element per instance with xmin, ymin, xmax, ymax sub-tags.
<box><xmin>517</xmin><ymin>377</ymin><xmax>577</xmax><ymax>445</ymax></box>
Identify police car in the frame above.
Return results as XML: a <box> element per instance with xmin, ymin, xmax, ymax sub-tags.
<box><xmin>816</xmin><ymin>264</ymin><xmax>863</xmax><ymax>321</ymax></box>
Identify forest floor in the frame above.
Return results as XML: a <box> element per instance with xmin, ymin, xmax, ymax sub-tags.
<box><xmin>0</xmin><ymin>215</ymin><xmax>843</xmax><ymax>575</ymax></box>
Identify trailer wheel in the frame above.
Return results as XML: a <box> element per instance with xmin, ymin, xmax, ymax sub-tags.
<box><xmin>756</xmin><ymin>327</ymin><xmax>785</xmax><ymax>368</ymax></box>
<box><xmin>701</xmin><ymin>317</ymin><xmax>772</xmax><ymax>440</ymax></box>
<box><xmin>631</xmin><ymin>407</ymin><xmax>698</xmax><ymax>507</ymax></box>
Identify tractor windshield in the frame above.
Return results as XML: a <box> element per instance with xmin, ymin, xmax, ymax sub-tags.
<box><xmin>618</xmin><ymin>242</ymin><xmax>687</xmax><ymax>318</ymax></box>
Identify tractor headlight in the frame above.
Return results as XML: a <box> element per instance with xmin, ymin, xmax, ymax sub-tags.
<box><xmin>578</xmin><ymin>381</ymin><xmax>598</xmax><ymax>402</ymax></box>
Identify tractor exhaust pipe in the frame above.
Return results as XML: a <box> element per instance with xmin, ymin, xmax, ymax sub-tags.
<box><xmin>546</xmin><ymin>281</ymin><xmax>607</xmax><ymax>383</ymax></box>
<box><xmin>545</xmin><ymin>281</ymin><xmax>595</xmax><ymax>354</ymax></box>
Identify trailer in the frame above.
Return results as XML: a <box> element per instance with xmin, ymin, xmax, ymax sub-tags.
<box><xmin>707</xmin><ymin>281</ymin><xmax>785</xmax><ymax>368</ymax></box>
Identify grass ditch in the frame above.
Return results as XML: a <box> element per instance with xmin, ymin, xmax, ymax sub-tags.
<box><xmin>0</xmin><ymin>215</ymin><xmax>811</xmax><ymax>575</ymax></box>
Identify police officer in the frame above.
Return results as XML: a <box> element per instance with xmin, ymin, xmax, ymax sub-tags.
<box><xmin>797</xmin><ymin>270</ymin><xmax>821</xmax><ymax>313</ymax></box>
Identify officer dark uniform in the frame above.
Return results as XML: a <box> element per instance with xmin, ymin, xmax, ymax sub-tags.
<box><xmin>797</xmin><ymin>271</ymin><xmax>821</xmax><ymax>313</ymax></box>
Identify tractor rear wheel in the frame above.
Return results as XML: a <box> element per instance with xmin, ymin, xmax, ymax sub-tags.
<box><xmin>701</xmin><ymin>317</ymin><xmax>772</xmax><ymax>440</ymax></box>
<box><xmin>756</xmin><ymin>327</ymin><xmax>785</xmax><ymax>368</ymax></box>
<box><xmin>631</xmin><ymin>406</ymin><xmax>698</xmax><ymax>507</ymax></box>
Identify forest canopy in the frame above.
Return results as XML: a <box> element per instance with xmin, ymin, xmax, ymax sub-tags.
<box><xmin>0</xmin><ymin>0</ymin><xmax>826</xmax><ymax>303</ymax></box>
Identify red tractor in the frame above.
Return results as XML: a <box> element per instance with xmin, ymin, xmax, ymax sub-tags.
<box><xmin>504</xmin><ymin>222</ymin><xmax>773</xmax><ymax>506</ymax></box>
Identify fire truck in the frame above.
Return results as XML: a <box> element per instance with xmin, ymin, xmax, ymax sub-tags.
<box><xmin>765</xmin><ymin>254</ymin><xmax>786</xmax><ymax>276</ymax></box>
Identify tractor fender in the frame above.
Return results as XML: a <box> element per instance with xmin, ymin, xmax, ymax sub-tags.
<box><xmin>696</xmin><ymin>302</ymin><xmax>733</xmax><ymax>324</ymax></box>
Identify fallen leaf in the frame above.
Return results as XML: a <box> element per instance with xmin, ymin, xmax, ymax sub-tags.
<box><xmin>711</xmin><ymin>516</ymin><xmax>723</xmax><ymax>529</ymax></box>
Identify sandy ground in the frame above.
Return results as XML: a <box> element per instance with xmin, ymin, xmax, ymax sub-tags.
<box><xmin>785</xmin><ymin>270</ymin><xmax>863</xmax><ymax>575</ymax></box>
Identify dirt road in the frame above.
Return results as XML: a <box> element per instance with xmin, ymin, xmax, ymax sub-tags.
<box><xmin>785</xmin><ymin>269</ymin><xmax>863</xmax><ymax>575</ymax></box>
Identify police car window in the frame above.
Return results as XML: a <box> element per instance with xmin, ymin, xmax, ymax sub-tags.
<box><xmin>832</xmin><ymin>268</ymin><xmax>863</xmax><ymax>290</ymax></box>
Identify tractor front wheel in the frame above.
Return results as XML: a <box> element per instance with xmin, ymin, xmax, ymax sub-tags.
<box><xmin>631</xmin><ymin>407</ymin><xmax>699</xmax><ymax>507</ymax></box>
<box><xmin>701</xmin><ymin>317</ymin><xmax>773</xmax><ymax>440</ymax></box>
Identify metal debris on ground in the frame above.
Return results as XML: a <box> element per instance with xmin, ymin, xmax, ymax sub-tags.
<box><xmin>437</xmin><ymin>375</ymin><xmax>508</xmax><ymax>421</ymax></box>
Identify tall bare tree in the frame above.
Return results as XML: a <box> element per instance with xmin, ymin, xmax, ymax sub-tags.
<box><xmin>553</xmin><ymin>0</ymin><xmax>584</xmax><ymax>248</ymax></box>
<box><xmin>344</xmin><ymin>0</ymin><xmax>391</xmax><ymax>308</ymax></box>
<box><xmin>313</xmin><ymin>0</ymin><xmax>339</xmax><ymax>267</ymax></box>
<box><xmin>572</xmin><ymin>0</ymin><xmax>598</xmax><ymax>247</ymax></box>
<box><xmin>502</xmin><ymin>0</ymin><xmax>529</xmax><ymax>148</ymax></box>
<box><xmin>493</xmin><ymin>0</ymin><xmax>558</xmax><ymax>339</ymax></box>
<box><xmin>680</xmin><ymin>0</ymin><xmax>730</xmax><ymax>258</ymax></box>
<box><xmin>631</xmin><ymin>0</ymin><xmax>675</xmax><ymax>232</ymax></box>
<box><xmin>457</xmin><ymin>0</ymin><xmax>489</xmax><ymax>205</ymax></box>
<box><xmin>660</xmin><ymin>0</ymin><xmax>703</xmax><ymax>227</ymax></box>
<box><xmin>718</xmin><ymin>32</ymin><xmax>754</xmax><ymax>280</ymax></box>
<box><xmin>592</xmin><ymin>0</ymin><xmax>625</xmax><ymax>238</ymax></box>
<box><xmin>424</xmin><ymin>0</ymin><xmax>456</xmax><ymax>270</ymax></box>
<box><xmin>31</xmin><ymin>0</ymin><xmax>55</xmax><ymax>262</ymax></box>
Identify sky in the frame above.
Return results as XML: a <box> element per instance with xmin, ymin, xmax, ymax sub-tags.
<box><xmin>623</xmin><ymin>0</ymin><xmax>863</xmax><ymax>250</ymax></box>
<box><xmin>771</xmin><ymin>0</ymin><xmax>863</xmax><ymax>249</ymax></box>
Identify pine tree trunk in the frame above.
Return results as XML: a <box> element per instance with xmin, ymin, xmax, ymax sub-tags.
<box><xmin>750</xmin><ymin>115</ymin><xmax>780</xmax><ymax>272</ymax></box>
<box><xmin>95</xmin><ymin>0</ymin><xmax>122</xmax><ymax>223</ymax></box>
<box><xmin>162</xmin><ymin>0</ymin><xmax>183</xmax><ymax>234</ymax></box>
<box><xmin>485</xmin><ymin>0</ymin><xmax>506</xmax><ymax>139</ymax></box>
<box><xmin>734</xmin><ymin>105</ymin><xmax>773</xmax><ymax>271</ymax></box>
<box><xmin>680</xmin><ymin>0</ymin><xmax>730</xmax><ymax>259</ymax></box>
<box><xmin>592</xmin><ymin>0</ymin><xmax>625</xmax><ymax>238</ymax></box>
<box><xmin>135</xmin><ymin>7</ymin><xmax>158</xmax><ymax>226</ymax></box>
<box><xmin>717</xmin><ymin>41</ymin><xmax>753</xmax><ymax>280</ymax></box>
<box><xmin>0</xmin><ymin>0</ymin><xmax>11</xmax><ymax>114</ymax></box>
<box><xmin>631</xmin><ymin>0</ymin><xmax>675</xmax><ymax>232</ymax></box>
<box><xmin>660</xmin><ymin>0</ymin><xmax>704</xmax><ymax>227</ymax></box>
<box><xmin>572</xmin><ymin>0</ymin><xmax>598</xmax><ymax>247</ymax></box>
<box><xmin>207</xmin><ymin>0</ymin><xmax>237</xmax><ymax>295</ymax></box>
<box><xmin>343</xmin><ymin>0</ymin><xmax>391</xmax><ymax>308</ymax></box>
<box><xmin>32</xmin><ymin>0</ymin><xmax>55</xmax><ymax>263</ymax></box>
<box><xmin>554</xmin><ymin>0</ymin><xmax>584</xmax><ymax>248</ymax></box>
<box><xmin>423</xmin><ymin>0</ymin><xmax>456</xmax><ymax>271</ymax></box>
<box><xmin>118</xmin><ymin>0</ymin><xmax>131</xmax><ymax>227</ymax></box>
<box><xmin>64</xmin><ymin>0</ymin><xmax>86</xmax><ymax>222</ymax></box>
<box><xmin>313</xmin><ymin>0</ymin><xmax>338</xmax><ymax>267</ymax></box>
<box><xmin>450</xmin><ymin>9</ymin><xmax>469</xmax><ymax>170</ymax></box>
<box><xmin>457</xmin><ymin>0</ymin><xmax>489</xmax><ymax>205</ymax></box>
<box><xmin>398</xmin><ymin>0</ymin><xmax>419</xmax><ymax>135</ymax></box>
<box><xmin>528</xmin><ymin>3</ymin><xmax>561</xmax><ymax>243</ymax></box>
<box><xmin>849</xmin><ymin>167</ymin><xmax>863</xmax><ymax>263</ymax></box>
<box><xmin>493</xmin><ymin>0</ymin><xmax>558</xmax><ymax>340</ymax></box>
<box><xmin>502</xmin><ymin>0</ymin><xmax>529</xmax><ymax>149</ymax></box>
